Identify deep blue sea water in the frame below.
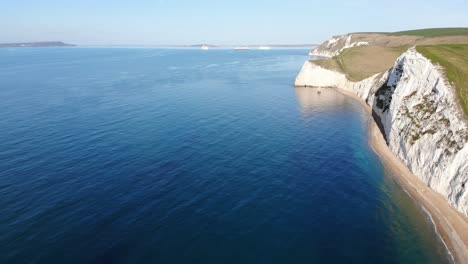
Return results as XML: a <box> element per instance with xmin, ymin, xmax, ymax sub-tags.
<box><xmin>0</xmin><ymin>48</ymin><xmax>451</xmax><ymax>263</ymax></box>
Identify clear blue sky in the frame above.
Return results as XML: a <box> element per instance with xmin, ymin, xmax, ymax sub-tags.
<box><xmin>2</xmin><ymin>0</ymin><xmax>468</xmax><ymax>45</ymax></box>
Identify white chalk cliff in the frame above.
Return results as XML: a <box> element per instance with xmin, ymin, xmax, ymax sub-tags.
<box><xmin>296</xmin><ymin>48</ymin><xmax>468</xmax><ymax>216</ymax></box>
<box><xmin>309</xmin><ymin>34</ymin><xmax>369</xmax><ymax>57</ymax></box>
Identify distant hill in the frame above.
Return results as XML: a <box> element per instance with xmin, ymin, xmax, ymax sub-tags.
<box><xmin>311</xmin><ymin>28</ymin><xmax>468</xmax><ymax>59</ymax></box>
<box><xmin>354</xmin><ymin>28</ymin><xmax>468</xmax><ymax>37</ymax></box>
<box><xmin>387</xmin><ymin>28</ymin><xmax>468</xmax><ymax>37</ymax></box>
<box><xmin>0</xmin><ymin>41</ymin><xmax>75</xmax><ymax>48</ymax></box>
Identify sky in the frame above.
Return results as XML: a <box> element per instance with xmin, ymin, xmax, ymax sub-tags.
<box><xmin>2</xmin><ymin>0</ymin><xmax>468</xmax><ymax>45</ymax></box>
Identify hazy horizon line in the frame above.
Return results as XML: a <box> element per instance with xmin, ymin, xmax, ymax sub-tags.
<box><xmin>0</xmin><ymin>41</ymin><xmax>319</xmax><ymax>47</ymax></box>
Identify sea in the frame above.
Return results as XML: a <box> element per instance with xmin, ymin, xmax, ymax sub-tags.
<box><xmin>0</xmin><ymin>47</ymin><xmax>451</xmax><ymax>263</ymax></box>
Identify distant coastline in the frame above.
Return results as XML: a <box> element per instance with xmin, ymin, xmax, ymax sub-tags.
<box><xmin>188</xmin><ymin>44</ymin><xmax>317</xmax><ymax>48</ymax></box>
<box><xmin>75</xmin><ymin>44</ymin><xmax>317</xmax><ymax>49</ymax></box>
<box><xmin>0</xmin><ymin>42</ymin><xmax>316</xmax><ymax>49</ymax></box>
<box><xmin>0</xmin><ymin>41</ymin><xmax>75</xmax><ymax>48</ymax></box>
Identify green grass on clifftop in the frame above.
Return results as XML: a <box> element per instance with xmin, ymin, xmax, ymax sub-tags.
<box><xmin>312</xmin><ymin>46</ymin><xmax>408</xmax><ymax>81</ymax></box>
<box><xmin>390</xmin><ymin>28</ymin><xmax>468</xmax><ymax>37</ymax></box>
<box><xmin>416</xmin><ymin>44</ymin><xmax>468</xmax><ymax>116</ymax></box>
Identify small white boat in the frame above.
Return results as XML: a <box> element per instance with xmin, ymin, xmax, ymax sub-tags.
<box><xmin>201</xmin><ymin>45</ymin><xmax>209</xmax><ymax>50</ymax></box>
<box><xmin>258</xmin><ymin>46</ymin><xmax>271</xmax><ymax>50</ymax></box>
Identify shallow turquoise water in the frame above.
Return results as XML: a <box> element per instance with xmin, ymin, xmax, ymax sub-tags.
<box><xmin>0</xmin><ymin>48</ymin><xmax>451</xmax><ymax>263</ymax></box>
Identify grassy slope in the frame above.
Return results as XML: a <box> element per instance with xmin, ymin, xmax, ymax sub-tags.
<box><xmin>312</xmin><ymin>58</ymin><xmax>344</xmax><ymax>74</ymax></box>
<box><xmin>312</xmin><ymin>46</ymin><xmax>408</xmax><ymax>81</ymax></box>
<box><xmin>355</xmin><ymin>28</ymin><xmax>468</xmax><ymax>37</ymax></box>
<box><xmin>416</xmin><ymin>44</ymin><xmax>468</xmax><ymax>116</ymax></box>
<box><xmin>390</xmin><ymin>28</ymin><xmax>468</xmax><ymax>37</ymax></box>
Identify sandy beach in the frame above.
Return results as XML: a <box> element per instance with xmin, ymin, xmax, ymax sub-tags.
<box><xmin>336</xmin><ymin>88</ymin><xmax>468</xmax><ymax>264</ymax></box>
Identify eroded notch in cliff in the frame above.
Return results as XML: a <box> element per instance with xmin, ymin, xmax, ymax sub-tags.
<box><xmin>374</xmin><ymin>62</ymin><xmax>404</xmax><ymax>113</ymax></box>
<box><xmin>372</xmin><ymin>62</ymin><xmax>405</xmax><ymax>143</ymax></box>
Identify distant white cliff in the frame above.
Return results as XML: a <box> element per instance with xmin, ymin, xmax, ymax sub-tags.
<box><xmin>309</xmin><ymin>34</ymin><xmax>368</xmax><ymax>57</ymax></box>
<box><xmin>296</xmin><ymin>48</ymin><xmax>468</xmax><ymax>216</ymax></box>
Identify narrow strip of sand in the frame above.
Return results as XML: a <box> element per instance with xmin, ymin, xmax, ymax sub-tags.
<box><xmin>336</xmin><ymin>88</ymin><xmax>468</xmax><ymax>264</ymax></box>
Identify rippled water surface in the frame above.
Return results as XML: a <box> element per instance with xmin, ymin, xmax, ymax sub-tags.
<box><xmin>0</xmin><ymin>48</ymin><xmax>451</xmax><ymax>263</ymax></box>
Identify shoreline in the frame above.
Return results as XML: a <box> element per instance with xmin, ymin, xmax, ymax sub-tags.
<box><xmin>335</xmin><ymin>88</ymin><xmax>468</xmax><ymax>264</ymax></box>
